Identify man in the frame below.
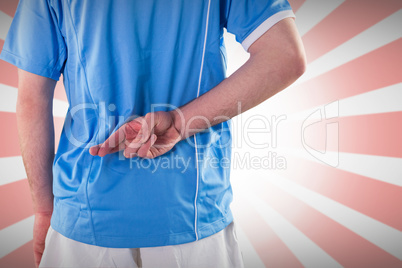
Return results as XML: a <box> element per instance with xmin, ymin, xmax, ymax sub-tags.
<box><xmin>1</xmin><ymin>0</ymin><xmax>305</xmax><ymax>267</ymax></box>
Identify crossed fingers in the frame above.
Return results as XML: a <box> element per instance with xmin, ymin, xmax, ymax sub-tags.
<box><xmin>89</xmin><ymin>115</ymin><xmax>157</xmax><ymax>158</ymax></box>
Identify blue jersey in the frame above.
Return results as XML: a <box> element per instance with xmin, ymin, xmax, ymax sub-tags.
<box><xmin>1</xmin><ymin>0</ymin><xmax>294</xmax><ymax>247</ymax></box>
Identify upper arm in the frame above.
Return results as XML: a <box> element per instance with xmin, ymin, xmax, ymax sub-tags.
<box><xmin>17</xmin><ymin>69</ymin><xmax>57</xmax><ymax>103</ymax></box>
<box><xmin>248</xmin><ymin>17</ymin><xmax>306</xmax><ymax>77</ymax></box>
<box><xmin>0</xmin><ymin>0</ymin><xmax>67</xmax><ymax>81</ymax></box>
<box><xmin>222</xmin><ymin>0</ymin><xmax>296</xmax><ymax>51</ymax></box>
<box><xmin>221</xmin><ymin>0</ymin><xmax>306</xmax><ymax>76</ymax></box>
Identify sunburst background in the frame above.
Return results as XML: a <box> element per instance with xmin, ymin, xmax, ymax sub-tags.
<box><xmin>0</xmin><ymin>0</ymin><xmax>401</xmax><ymax>267</ymax></box>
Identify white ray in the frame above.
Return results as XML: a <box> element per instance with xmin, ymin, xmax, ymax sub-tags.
<box><xmin>0</xmin><ymin>215</ymin><xmax>34</xmax><ymax>258</ymax></box>
<box><xmin>0</xmin><ymin>83</ymin><xmax>17</xmax><ymax>113</ymax></box>
<box><xmin>234</xmin><ymin>224</ymin><xmax>265</xmax><ymax>268</ymax></box>
<box><xmin>338</xmin><ymin>83</ymin><xmax>402</xmax><ymax>117</ymax></box>
<box><xmin>236</xmin><ymin>182</ymin><xmax>342</xmax><ymax>268</ymax></box>
<box><xmin>53</xmin><ymin>99</ymin><xmax>69</xmax><ymax>117</ymax></box>
<box><xmin>0</xmin><ymin>156</ymin><xmax>26</xmax><ymax>186</ymax></box>
<box><xmin>278</xmin><ymin>146</ymin><xmax>402</xmax><ymax>187</ymax></box>
<box><xmin>263</xmin><ymin>175</ymin><xmax>402</xmax><ymax>260</ymax></box>
<box><xmin>295</xmin><ymin>9</ymin><xmax>402</xmax><ymax>85</ymax></box>
<box><xmin>0</xmin><ymin>10</ymin><xmax>12</xmax><ymax>40</ymax></box>
<box><xmin>0</xmin><ymin>83</ymin><xmax>69</xmax><ymax>117</ymax></box>
<box><xmin>295</xmin><ymin>0</ymin><xmax>345</xmax><ymax>36</ymax></box>
<box><xmin>223</xmin><ymin>30</ymin><xmax>250</xmax><ymax>77</ymax></box>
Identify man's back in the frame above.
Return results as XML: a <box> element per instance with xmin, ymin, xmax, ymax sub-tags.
<box><xmin>1</xmin><ymin>0</ymin><xmax>295</xmax><ymax>250</ymax></box>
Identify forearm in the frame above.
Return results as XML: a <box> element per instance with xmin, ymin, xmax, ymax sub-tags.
<box><xmin>172</xmin><ymin>57</ymin><xmax>297</xmax><ymax>138</ymax></box>
<box><xmin>16</xmin><ymin>71</ymin><xmax>56</xmax><ymax>214</ymax></box>
<box><xmin>91</xmin><ymin>19</ymin><xmax>306</xmax><ymax>159</ymax></box>
<box><xmin>172</xmin><ymin>20</ymin><xmax>306</xmax><ymax>138</ymax></box>
<box><xmin>17</xmin><ymin>98</ymin><xmax>55</xmax><ymax>214</ymax></box>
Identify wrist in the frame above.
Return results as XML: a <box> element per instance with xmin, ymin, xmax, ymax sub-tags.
<box><xmin>169</xmin><ymin>109</ymin><xmax>185</xmax><ymax>140</ymax></box>
<box><xmin>33</xmin><ymin>195</ymin><xmax>54</xmax><ymax>215</ymax></box>
<box><xmin>35</xmin><ymin>211</ymin><xmax>53</xmax><ymax>216</ymax></box>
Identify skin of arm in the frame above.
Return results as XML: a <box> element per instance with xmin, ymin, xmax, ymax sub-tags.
<box><xmin>172</xmin><ymin>17</ymin><xmax>306</xmax><ymax>136</ymax></box>
<box><xmin>90</xmin><ymin>18</ymin><xmax>306</xmax><ymax>158</ymax></box>
<box><xmin>16</xmin><ymin>69</ymin><xmax>57</xmax><ymax>268</ymax></box>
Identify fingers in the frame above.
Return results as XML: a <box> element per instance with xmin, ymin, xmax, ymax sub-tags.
<box><xmin>90</xmin><ymin>113</ymin><xmax>158</xmax><ymax>158</ymax></box>
<box><xmin>124</xmin><ymin>134</ymin><xmax>157</xmax><ymax>158</ymax></box>
<box><xmin>34</xmin><ymin>250</ymin><xmax>43</xmax><ymax>268</ymax></box>
<box><xmin>89</xmin><ymin>126</ymin><xmax>126</xmax><ymax>157</ymax></box>
<box><xmin>123</xmin><ymin>114</ymin><xmax>157</xmax><ymax>158</ymax></box>
<box><xmin>33</xmin><ymin>237</ymin><xmax>45</xmax><ymax>268</ymax></box>
<box><xmin>124</xmin><ymin>119</ymin><xmax>142</xmax><ymax>140</ymax></box>
<box><xmin>123</xmin><ymin>141</ymin><xmax>141</xmax><ymax>158</ymax></box>
<box><xmin>99</xmin><ymin>126</ymin><xmax>126</xmax><ymax>157</ymax></box>
<box><xmin>132</xmin><ymin>113</ymin><xmax>156</xmax><ymax>144</ymax></box>
<box><xmin>89</xmin><ymin>144</ymin><xmax>101</xmax><ymax>156</ymax></box>
<box><xmin>137</xmin><ymin>134</ymin><xmax>157</xmax><ymax>158</ymax></box>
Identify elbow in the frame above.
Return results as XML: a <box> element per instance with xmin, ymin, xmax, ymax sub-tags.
<box><xmin>16</xmin><ymin>96</ymin><xmax>33</xmax><ymax>117</ymax></box>
<box><xmin>16</xmin><ymin>94</ymin><xmax>33</xmax><ymax>112</ymax></box>
<box><xmin>296</xmin><ymin>52</ymin><xmax>307</xmax><ymax>78</ymax></box>
<box><xmin>296</xmin><ymin>53</ymin><xmax>307</xmax><ymax>78</ymax></box>
<box><xmin>270</xmin><ymin>49</ymin><xmax>306</xmax><ymax>90</ymax></box>
<box><xmin>16</xmin><ymin>92</ymin><xmax>53</xmax><ymax>116</ymax></box>
<box><xmin>287</xmin><ymin>48</ymin><xmax>307</xmax><ymax>82</ymax></box>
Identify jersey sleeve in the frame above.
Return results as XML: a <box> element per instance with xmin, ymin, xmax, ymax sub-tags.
<box><xmin>0</xmin><ymin>0</ymin><xmax>67</xmax><ymax>81</ymax></box>
<box><xmin>221</xmin><ymin>0</ymin><xmax>295</xmax><ymax>52</ymax></box>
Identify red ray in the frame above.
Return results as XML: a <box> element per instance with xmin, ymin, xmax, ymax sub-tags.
<box><xmin>272</xmin><ymin>110</ymin><xmax>402</xmax><ymax>157</ymax></box>
<box><xmin>232</xmin><ymin>197</ymin><xmax>303</xmax><ymax>267</ymax></box>
<box><xmin>0</xmin><ymin>39</ymin><xmax>18</xmax><ymax>88</ymax></box>
<box><xmin>0</xmin><ymin>240</ymin><xmax>35</xmax><ymax>268</ymax></box>
<box><xmin>271</xmin><ymin>39</ymin><xmax>402</xmax><ymax>115</ymax></box>
<box><xmin>0</xmin><ymin>0</ymin><xmax>19</xmax><ymax>17</ymax></box>
<box><xmin>288</xmin><ymin>0</ymin><xmax>306</xmax><ymax>13</ymax></box>
<box><xmin>0</xmin><ymin>112</ymin><xmax>65</xmax><ymax>157</ymax></box>
<box><xmin>302</xmin><ymin>111</ymin><xmax>402</xmax><ymax>158</ymax></box>
<box><xmin>270</xmin><ymin>153</ymin><xmax>402</xmax><ymax>231</ymax></box>
<box><xmin>0</xmin><ymin>112</ymin><xmax>20</xmax><ymax>157</ymax></box>
<box><xmin>303</xmin><ymin>0</ymin><xmax>402</xmax><ymax>63</ymax></box>
<box><xmin>0</xmin><ymin>179</ymin><xmax>33</xmax><ymax>230</ymax></box>
<box><xmin>249</xmin><ymin>178</ymin><xmax>402</xmax><ymax>267</ymax></box>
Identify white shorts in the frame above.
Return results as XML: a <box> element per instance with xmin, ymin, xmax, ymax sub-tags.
<box><xmin>39</xmin><ymin>221</ymin><xmax>244</xmax><ymax>268</ymax></box>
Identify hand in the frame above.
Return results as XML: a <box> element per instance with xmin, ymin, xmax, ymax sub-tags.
<box><xmin>33</xmin><ymin>212</ymin><xmax>52</xmax><ymax>268</ymax></box>
<box><xmin>89</xmin><ymin>111</ymin><xmax>182</xmax><ymax>158</ymax></box>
